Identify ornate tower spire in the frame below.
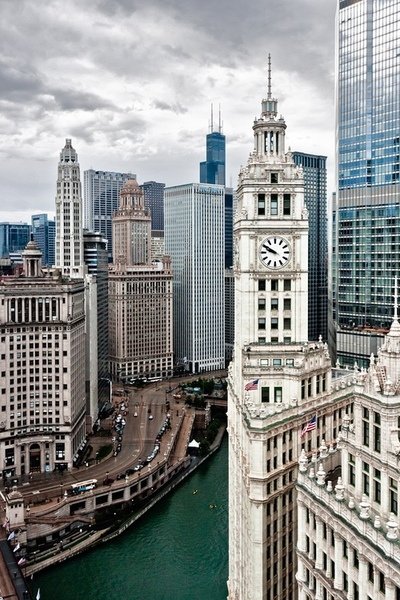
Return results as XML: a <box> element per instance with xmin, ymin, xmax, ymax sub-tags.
<box><xmin>253</xmin><ymin>54</ymin><xmax>286</xmax><ymax>158</ymax></box>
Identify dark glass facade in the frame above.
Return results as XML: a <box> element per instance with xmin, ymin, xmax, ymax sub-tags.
<box><xmin>200</xmin><ymin>131</ymin><xmax>226</xmax><ymax>186</ymax></box>
<box><xmin>293</xmin><ymin>152</ymin><xmax>328</xmax><ymax>342</ymax></box>
<box><xmin>0</xmin><ymin>223</ymin><xmax>31</xmax><ymax>257</ymax></box>
<box><xmin>141</xmin><ymin>181</ymin><xmax>165</xmax><ymax>231</ymax></box>
<box><xmin>334</xmin><ymin>0</ymin><xmax>400</xmax><ymax>365</ymax></box>
<box><xmin>83</xmin><ymin>231</ymin><xmax>109</xmax><ymax>413</ymax></box>
<box><xmin>84</xmin><ymin>170</ymin><xmax>135</xmax><ymax>262</ymax></box>
<box><xmin>225</xmin><ymin>188</ymin><xmax>233</xmax><ymax>268</ymax></box>
<box><xmin>31</xmin><ymin>214</ymin><xmax>55</xmax><ymax>267</ymax></box>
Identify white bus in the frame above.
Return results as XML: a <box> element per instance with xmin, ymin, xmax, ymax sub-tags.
<box><xmin>70</xmin><ymin>479</ymin><xmax>97</xmax><ymax>495</ymax></box>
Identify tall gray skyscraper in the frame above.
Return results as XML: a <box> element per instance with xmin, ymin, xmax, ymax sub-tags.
<box><xmin>32</xmin><ymin>213</ymin><xmax>55</xmax><ymax>267</ymax></box>
<box><xmin>55</xmin><ymin>139</ymin><xmax>84</xmax><ymax>278</ymax></box>
<box><xmin>165</xmin><ymin>183</ymin><xmax>225</xmax><ymax>373</ymax></box>
<box><xmin>293</xmin><ymin>152</ymin><xmax>328</xmax><ymax>342</ymax></box>
<box><xmin>333</xmin><ymin>0</ymin><xmax>400</xmax><ymax>366</ymax></box>
<box><xmin>141</xmin><ymin>181</ymin><xmax>165</xmax><ymax>231</ymax></box>
<box><xmin>84</xmin><ymin>169</ymin><xmax>135</xmax><ymax>262</ymax></box>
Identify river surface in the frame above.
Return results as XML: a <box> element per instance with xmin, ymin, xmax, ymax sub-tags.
<box><xmin>34</xmin><ymin>436</ymin><xmax>228</xmax><ymax>600</ymax></box>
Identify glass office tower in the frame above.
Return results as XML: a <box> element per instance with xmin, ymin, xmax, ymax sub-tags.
<box><xmin>141</xmin><ymin>181</ymin><xmax>165</xmax><ymax>231</ymax></box>
<box><xmin>84</xmin><ymin>170</ymin><xmax>135</xmax><ymax>262</ymax></box>
<box><xmin>200</xmin><ymin>107</ymin><xmax>226</xmax><ymax>186</ymax></box>
<box><xmin>293</xmin><ymin>152</ymin><xmax>328</xmax><ymax>342</ymax></box>
<box><xmin>334</xmin><ymin>0</ymin><xmax>400</xmax><ymax>366</ymax></box>
<box><xmin>32</xmin><ymin>214</ymin><xmax>55</xmax><ymax>267</ymax></box>
<box><xmin>0</xmin><ymin>223</ymin><xmax>30</xmax><ymax>257</ymax></box>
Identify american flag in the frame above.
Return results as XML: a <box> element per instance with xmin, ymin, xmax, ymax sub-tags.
<box><xmin>301</xmin><ymin>415</ymin><xmax>317</xmax><ymax>437</ymax></box>
<box><xmin>245</xmin><ymin>379</ymin><xmax>259</xmax><ymax>391</ymax></box>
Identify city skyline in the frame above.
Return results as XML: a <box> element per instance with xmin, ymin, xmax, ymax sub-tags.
<box><xmin>0</xmin><ymin>0</ymin><xmax>336</xmax><ymax>222</ymax></box>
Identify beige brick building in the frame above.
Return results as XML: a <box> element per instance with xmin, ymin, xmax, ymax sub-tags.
<box><xmin>109</xmin><ymin>179</ymin><xmax>173</xmax><ymax>381</ymax></box>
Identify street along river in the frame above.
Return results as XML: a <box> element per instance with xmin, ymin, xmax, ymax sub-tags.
<box><xmin>34</xmin><ymin>435</ymin><xmax>228</xmax><ymax>600</ymax></box>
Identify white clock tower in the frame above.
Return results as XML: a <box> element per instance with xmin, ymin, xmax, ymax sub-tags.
<box><xmin>227</xmin><ymin>59</ymin><xmax>332</xmax><ymax>599</ymax></box>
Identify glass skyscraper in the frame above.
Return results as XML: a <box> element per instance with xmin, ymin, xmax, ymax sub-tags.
<box><xmin>141</xmin><ymin>181</ymin><xmax>165</xmax><ymax>231</ymax></box>
<box><xmin>84</xmin><ymin>170</ymin><xmax>135</xmax><ymax>262</ymax></box>
<box><xmin>31</xmin><ymin>214</ymin><xmax>55</xmax><ymax>267</ymax></box>
<box><xmin>0</xmin><ymin>223</ymin><xmax>31</xmax><ymax>258</ymax></box>
<box><xmin>293</xmin><ymin>152</ymin><xmax>328</xmax><ymax>342</ymax></box>
<box><xmin>334</xmin><ymin>0</ymin><xmax>400</xmax><ymax>366</ymax></box>
<box><xmin>200</xmin><ymin>107</ymin><xmax>226</xmax><ymax>186</ymax></box>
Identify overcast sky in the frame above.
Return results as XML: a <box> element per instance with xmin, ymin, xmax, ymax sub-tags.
<box><xmin>0</xmin><ymin>0</ymin><xmax>336</xmax><ymax>223</ymax></box>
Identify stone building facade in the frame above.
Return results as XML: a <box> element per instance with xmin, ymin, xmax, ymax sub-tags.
<box><xmin>0</xmin><ymin>240</ymin><xmax>86</xmax><ymax>477</ymax></box>
<box><xmin>108</xmin><ymin>179</ymin><xmax>173</xmax><ymax>381</ymax></box>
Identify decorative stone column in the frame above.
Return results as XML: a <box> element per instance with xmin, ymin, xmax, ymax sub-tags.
<box><xmin>358</xmin><ymin>557</ymin><xmax>368</xmax><ymax>599</ymax></box>
<box><xmin>315</xmin><ymin>518</ymin><xmax>324</xmax><ymax>570</ymax></box>
<box><xmin>297</xmin><ymin>501</ymin><xmax>308</xmax><ymax>553</ymax></box>
<box><xmin>334</xmin><ymin>533</ymin><xmax>343</xmax><ymax>590</ymax></box>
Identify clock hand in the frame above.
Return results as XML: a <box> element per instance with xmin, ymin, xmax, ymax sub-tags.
<box><xmin>266</xmin><ymin>246</ymin><xmax>278</xmax><ymax>255</ymax></box>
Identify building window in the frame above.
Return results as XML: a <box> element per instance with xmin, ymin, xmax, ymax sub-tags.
<box><xmin>274</xmin><ymin>387</ymin><xmax>282</xmax><ymax>402</ymax></box>
<box><xmin>283</xmin><ymin>318</ymin><xmax>291</xmax><ymax>330</ymax></box>
<box><xmin>273</xmin><ymin>359</ymin><xmax>282</xmax><ymax>367</ymax></box>
<box><xmin>390</xmin><ymin>478</ymin><xmax>398</xmax><ymax>515</ymax></box>
<box><xmin>271</xmin><ymin>298</ymin><xmax>278</xmax><ymax>310</ymax></box>
<box><xmin>348</xmin><ymin>454</ymin><xmax>355</xmax><ymax>487</ymax></box>
<box><xmin>374</xmin><ymin>412</ymin><xmax>381</xmax><ymax>453</ymax></box>
<box><xmin>271</xmin><ymin>172</ymin><xmax>278</xmax><ymax>184</ymax></box>
<box><xmin>368</xmin><ymin>562</ymin><xmax>374</xmax><ymax>583</ymax></box>
<box><xmin>362</xmin><ymin>462</ymin><xmax>370</xmax><ymax>496</ymax></box>
<box><xmin>258</xmin><ymin>279</ymin><xmax>266</xmax><ymax>291</ymax></box>
<box><xmin>271</xmin><ymin>279</ymin><xmax>279</xmax><ymax>291</ymax></box>
<box><xmin>261</xmin><ymin>387</ymin><xmax>270</xmax><ymax>403</ymax></box>
<box><xmin>283</xmin><ymin>298</ymin><xmax>291</xmax><ymax>311</ymax></box>
<box><xmin>258</xmin><ymin>318</ymin><xmax>266</xmax><ymax>330</ymax></box>
<box><xmin>258</xmin><ymin>298</ymin><xmax>266</xmax><ymax>311</ymax></box>
<box><xmin>283</xmin><ymin>279</ymin><xmax>291</xmax><ymax>291</ymax></box>
<box><xmin>379</xmin><ymin>572</ymin><xmax>385</xmax><ymax>593</ymax></box>
<box><xmin>271</xmin><ymin>318</ymin><xmax>278</xmax><ymax>330</ymax></box>
<box><xmin>258</xmin><ymin>193</ymin><xmax>265</xmax><ymax>216</ymax></box>
<box><xmin>270</xmin><ymin>194</ymin><xmax>278</xmax><ymax>215</ymax></box>
<box><xmin>373</xmin><ymin>468</ymin><xmax>381</xmax><ymax>504</ymax></box>
<box><xmin>283</xmin><ymin>194</ymin><xmax>291</xmax><ymax>216</ymax></box>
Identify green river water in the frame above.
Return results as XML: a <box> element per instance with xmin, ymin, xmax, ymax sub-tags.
<box><xmin>34</xmin><ymin>436</ymin><xmax>228</xmax><ymax>600</ymax></box>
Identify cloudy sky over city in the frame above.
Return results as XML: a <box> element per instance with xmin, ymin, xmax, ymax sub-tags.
<box><xmin>0</xmin><ymin>0</ymin><xmax>336</xmax><ymax>222</ymax></box>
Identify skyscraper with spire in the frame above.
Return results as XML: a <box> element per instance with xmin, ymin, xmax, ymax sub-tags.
<box><xmin>227</xmin><ymin>56</ymin><xmax>354</xmax><ymax>599</ymax></box>
<box><xmin>200</xmin><ymin>104</ymin><xmax>226</xmax><ymax>186</ymax></box>
<box><xmin>55</xmin><ymin>139</ymin><xmax>84</xmax><ymax>278</ymax></box>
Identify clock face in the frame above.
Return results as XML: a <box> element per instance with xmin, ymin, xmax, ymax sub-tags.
<box><xmin>260</xmin><ymin>236</ymin><xmax>291</xmax><ymax>269</ymax></box>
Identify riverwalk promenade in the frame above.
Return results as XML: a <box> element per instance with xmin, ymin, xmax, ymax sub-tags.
<box><xmin>0</xmin><ymin>372</ymin><xmax>227</xmax><ymax>579</ymax></box>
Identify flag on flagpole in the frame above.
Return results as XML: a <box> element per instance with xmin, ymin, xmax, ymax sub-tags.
<box><xmin>301</xmin><ymin>415</ymin><xmax>317</xmax><ymax>437</ymax></box>
<box><xmin>36</xmin><ymin>589</ymin><xmax>41</xmax><ymax>600</ymax></box>
<box><xmin>18</xmin><ymin>557</ymin><xmax>26</xmax><ymax>566</ymax></box>
<box><xmin>245</xmin><ymin>379</ymin><xmax>259</xmax><ymax>391</ymax></box>
<box><xmin>7</xmin><ymin>531</ymin><xmax>15</xmax><ymax>541</ymax></box>
<box><xmin>13</xmin><ymin>542</ymin><xmax>20</xmax><ymax>553</ymax></box>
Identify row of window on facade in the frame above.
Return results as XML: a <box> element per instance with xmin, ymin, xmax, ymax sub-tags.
<box><xmin>257</xmin><ymin>193</ymin><xmax>292</xmax><ymax>217</ymax></box>
<box><xmin>258</xmin><ymin>278</ymin><xmax>292</xmax><ymax>291</ymax></box>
